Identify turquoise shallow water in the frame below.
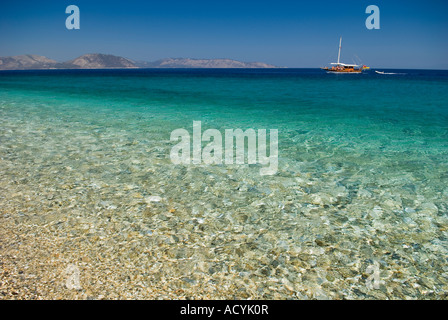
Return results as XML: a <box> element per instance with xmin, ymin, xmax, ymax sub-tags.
<box><xmin>1</xmin><ymin>68</ymin><xmax>447</xmax><ymax>299</ymax></box>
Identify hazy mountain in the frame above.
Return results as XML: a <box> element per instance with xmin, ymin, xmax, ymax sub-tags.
<box><xmin>60</xmin><ymin>54</ymin><xmax>137</xmax><ymax>69</ymax></box>
<box><xmin>139</xmin><ymin>58</ymin><xmax>277</xmax><ymax>68</ymax></box>
<box><xmin>0</xmin><ymin>54</ymin><xmax>58</xmax><ymax>70</ymax></box>
<box><xmin>0</xmin><ymin>54</ymin><xmax>279</xmax><ymax>70</ymax></box>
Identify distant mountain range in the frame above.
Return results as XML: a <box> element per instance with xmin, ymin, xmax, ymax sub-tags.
<box><xmin>134</xmin><ymin>58</ymin><xmax>277</xmax><ymax>69</ymax></box>
<box><xmin>0</xmin><ymin>54</ymin><xmax>278</xmax><ymax>70</ymax></box>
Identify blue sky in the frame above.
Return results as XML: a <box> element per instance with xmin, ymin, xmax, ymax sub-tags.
<box><xmin>0</xmin><ymin>0</ymin><xmax>447</xmax><ymax>68</ymax></box>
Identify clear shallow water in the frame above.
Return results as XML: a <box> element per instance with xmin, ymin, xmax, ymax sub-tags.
<box><xmin>0</xmin><ymin>69</ymin><xmax>447</xmax><ymax>299</ymax></box>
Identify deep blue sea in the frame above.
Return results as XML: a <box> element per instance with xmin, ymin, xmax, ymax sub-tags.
<box><xmin>1</xmin><ymin>68</ymin><xmax>447</xmax><ymax>299</ymax></box>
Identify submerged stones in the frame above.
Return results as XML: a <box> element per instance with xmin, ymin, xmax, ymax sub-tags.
<box><xmin>145</xmin><ymin>195</ymin><xmax>162</xmax><ymax>203</ymax></box>
<box><xmin>1</xmin><ymin>97</ymin><xmax>448</xmax><ymax>300</ymax></box>
<box><xmin>420</xmin><ymin>203</ymin><xmax>439</xmax><ymax>215</ymax></box>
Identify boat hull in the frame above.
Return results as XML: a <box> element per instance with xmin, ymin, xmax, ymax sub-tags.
<box><xmin>321</xmin><ymin>68</ymin><xmax>363</xmax><ymax>74</ymax></box>
<box><xmin>325</xmin><ymin>71</ymin><xmax>362</xmax><ymax>74</ymax></box>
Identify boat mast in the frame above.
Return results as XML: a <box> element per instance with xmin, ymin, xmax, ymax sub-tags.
<box><xmin>337</xmin><ymin>37</ymin><xmax>342</xmax><ymax>65</ymax></box>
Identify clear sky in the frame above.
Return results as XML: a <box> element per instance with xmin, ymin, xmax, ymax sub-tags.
<box><xmin>0</xmin><ymin>0</ymin><xmax>447</xmax><ymax>69</ymax></box>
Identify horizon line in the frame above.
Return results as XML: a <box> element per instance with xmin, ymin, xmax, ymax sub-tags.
<box><xmin>1</xmin><ymin>53</ymin><xmax>447</xmax><ymax>71</ymax></box>
<box><xmin>1</xmin><ymin>67</ymin><xmax>447</xmax><ymax>71</ymax></box>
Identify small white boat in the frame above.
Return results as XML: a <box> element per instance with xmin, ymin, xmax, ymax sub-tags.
<box><xmin>375</xmin><ymin>70</ymin><xmax>405</xmax><ymax>75</ymax></box>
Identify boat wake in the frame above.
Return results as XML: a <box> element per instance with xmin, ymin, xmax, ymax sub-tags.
<box><xmin>375</xmin><ymin>71</ymin><xmax>406</xmax><ymax>75</ymax></box>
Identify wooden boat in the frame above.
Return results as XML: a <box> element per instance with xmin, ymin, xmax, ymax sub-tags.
<box><xmin>321</xmin><ymin>37</ymin><xmax>367</xmax><ymax>74</ymax></box>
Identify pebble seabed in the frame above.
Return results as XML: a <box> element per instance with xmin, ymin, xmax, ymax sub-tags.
<box><xmin>1</xmin><ymin>97</ymin><xmax>448</xmax><ymax>300</ymax></box>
